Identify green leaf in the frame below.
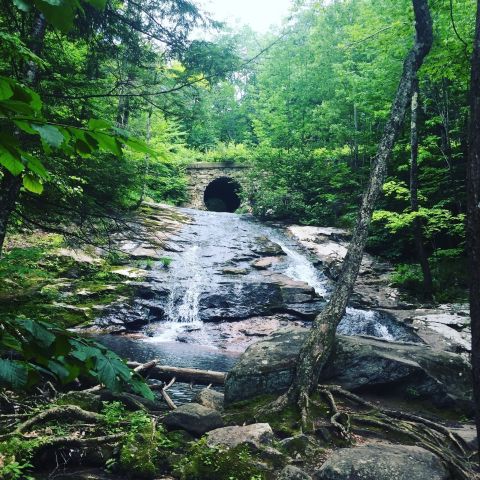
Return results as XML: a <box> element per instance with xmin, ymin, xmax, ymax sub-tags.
<box><xmin>13</xmin><ymin>120</ymin><xmax>38</xmax><ymax>135</ymax></box>
<box><xmin>95</xmin><ymin>352</ymin><xmax>131</xmax><ymax>392</ymax></box>
<box><xmin>90</xmin><ymin>132</ymin><xmax>122</xmax><ymax>156</ymax></box>
<box><xmin>13</xmin><ymin>0</ymin><xmax>31</xmax><ymax>12</ymax></box>
<box><xmin>125</xmin><ymin>137</ymin><xmax>156</xmax><ymax>155</ymax></box>
<box><xmin>131</xmin><ymin>377</ymin><xmax>155</xmax><ymax>401</ymax></box>
<box><xmin>86</xmin><ymin>0</ymin><xmax>106</xmax><ymax>10</ymax></box>
<box><xmin>69</xmin><ymin>340</ymin><xmax>101</xmax><ymax>362</ymax></box>
<box><xmin>31</xmin><ymin>124</ymin><xmax>64</xmax><ymax>148</ymax></box>
<box><xmin>47</xmin><ymin>359</ymin><xmax>70</xmax><ymax>380</ymax></box>
<box><xmin>88</xmin><ymin>118</ymin><xmax>111</xmax><ymax>131</ymax></box>
<box><xmin>0</xmin><ymin>148</ymin><xmax>24</xmax><ymax>175</ymax></box>
<box><xmin>0</xmin><ymin>78</ymin><xmax>13</xmax><ymax>100</ymax></box>
<box><xmin>75</xmin><ymin>138</ymin><xmax>93</xmax><ymax>156</ymax></box>
<box><xmin>17</xmin><ymin>318</ymin><xmax>55</xmax><ymax>348</ymax></box>
<box><xmin>0</xmin><ymin>99</ymin><xmax>36</xmax><ymax>116</ymax></box>
<box><xmin>0</xmin><ymin>332</ymin><xmax>22</xmax><ymax>351</ymax></box>
<box><xmin>23</xmin><ymin>174</ymin><xmax>44</xmax><ymax>194</ymax></box>
<box><xmin>35</xmin><ymin>0</ymin><xmax>75</xmax><ymax>32</ymax></box>
<box><xmin>0</xmin><ymin>359</ymin><xmax>28</xmax><ymax>389</ymax></box>
<box><xmin>26</xmin><ymin>156</ymin><xmax>48</xmax><ymax>178</ymax></box>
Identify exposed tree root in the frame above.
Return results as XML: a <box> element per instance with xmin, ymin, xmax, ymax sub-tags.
<box><xmin>325</xmin><ymin>385</ymin><xmax>469</xmax><ymax>455</ymax></box>
<box><xmin>322</xmin><ymin>385</ymin><xmax>475</xmax><ymax>480</ymax></box>
<box><xmin>39</xmin><ymin>433</ymin><xmax>125</xmax><ymax>450</ymax></box>
<box><xmin>255</xmin><ymin>384</ymin><xmax>475</xmax><ymax>480</ymax></box>
<box><xmin>0</xmin><ymin>405</ymin><xmax>103</xmax><ymax>441</ymax></box>
<box><xmin>316</xmin><ymin>388</ymin><xmax>351</xmax><ymax>441</ymax></box>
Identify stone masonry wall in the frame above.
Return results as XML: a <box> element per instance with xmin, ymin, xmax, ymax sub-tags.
<box><xmin>185</xmin><ymin>162</ymin><xmax>250</xmax><ymax>210</ymax></box>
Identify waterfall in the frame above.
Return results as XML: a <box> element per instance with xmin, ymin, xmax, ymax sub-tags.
<box><xmin>146</xmin><ymin>245</ymin><xmax>207</xmax><ymax>343</ymax></box>
<box><xmin>166</xmin><ymin>245</ymin><xmax>203</xmax><ymax>324</ymax></box>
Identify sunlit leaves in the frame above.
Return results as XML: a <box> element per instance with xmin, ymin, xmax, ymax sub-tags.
<box><xmin>23</xmin><ymin>174</ymin><xmax>44</xmax><ymax>194</ymax></box>
<box><xmin>0</xmin><ymin>80</ymin><xmax>13</xmax><ymax>101</ymax></box>
<box><xmin>0</xmin><ymin>74</ymin><xmax>155</xmax><ymax>194</ymax></box>
<box><xmin>0</xmin><ymin>147</ymin><xmax>25</xmax><ymax>176</ymax></box>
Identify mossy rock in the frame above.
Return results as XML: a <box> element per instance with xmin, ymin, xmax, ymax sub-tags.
<box><xmin>57</xmin><ymin>392</ymin><xmax>103</xmax><ymax>412</ymax></box>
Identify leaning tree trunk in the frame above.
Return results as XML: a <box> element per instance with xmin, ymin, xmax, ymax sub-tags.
<box><xmin>287</xmin><ymin>0</ymin><xmax>433</xmax><ymax>421</ymax></box>
<box><xmin>467</xmin><ymin>0</ymin><xmax>480</xmax><ymax>460</ymax></box>
<box><xmin>0</xmin><ymin>13</ymin><xmax>46</xmax><ymax>256</ymax></box>
<box><xmin>410</xmin><ymin>76</ymin><xmax>433</xmax><ymax>298</ymax></box>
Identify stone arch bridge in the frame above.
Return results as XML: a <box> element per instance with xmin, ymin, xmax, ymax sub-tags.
<box><xmin>184</xmin><ymin>162</ymin><xmax>250</xmax><ymax>212</ymax></box>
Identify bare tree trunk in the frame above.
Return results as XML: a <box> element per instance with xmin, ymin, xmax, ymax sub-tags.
<box><xmin>285</xmin><ymin>0</ymin><xmax>433</xmax><ymax>421</ymax></box>
<box><xmin>353</xmin><ymin>103</ymin><xmax>359</xmax><ymax>169</ymax></box>
<box><xmin>467</xmin><ymin>0</ymin><xmax>480</xmax><ymax>460</ymax></box>
<box><xmin>138</xmin><ymin>104</ymin><xmax>153</xmax><ymax>205</ymax></box>
<box><xmin>410</xmin><ymin>76</ymin><xmax>433</xmax><ymax>298</ymax></box>
<box><xmin>0</xmin><ymin>13</ymin><xmax>46</xmax><ymax>256</ymax></box>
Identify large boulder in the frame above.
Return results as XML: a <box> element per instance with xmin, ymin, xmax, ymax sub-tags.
<box><xmin>224</xmin><ymin>328</ymin><xmax>472</xmax><ymax>412</ymax></box>
<box><xmin>163</xmin><ymin>403</ymin><xmax>224</xmax><ymax>436</ymax></box>
<box><xmin>278</xmin><ymin>465</ymin><xmax>312</xmax><ymax>480</ymax></box>
<box><xmin>205</xmin><ymin>423</ymin><xmax>274</xmax><ymax>450</ymax></box>
<box><xmin>314</xmin><ymin>444</ymin><xmax>450</xmax><ymax>480</ymax></box>
<box><xmin>193</xmin><ymin>388</ymin><xmax>224</xmax><ymax>411</ymax></box>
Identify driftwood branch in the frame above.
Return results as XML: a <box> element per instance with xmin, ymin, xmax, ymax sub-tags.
<box><xmin>127</xmin><ymin>362</ymin><xmax>226</xmax><ymax>386</ymax></box>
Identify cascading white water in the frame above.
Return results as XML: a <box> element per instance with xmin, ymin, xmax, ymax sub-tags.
<box><xmin>168</xmin><ymin>245</ymin><xmax>203</xmax><ymax>324</ymax></box>
<box><xmin>276</xmin><ymin>238</ymin><xmax>400</xmax><ymax>341</ymax></box>
<box><xmin>140</xmin><ymin>210</ymin><xmax>414</xmax><ymax>345</ymax></box>
<box><xmin>147</xmin><ymin>245</ymin><xmax>207</xmax><ymax>343</ymax></box>
<box><xmin>277</xmin><ymin>241</ymin><xmax>328</xmax><ymax>297</ymax></box>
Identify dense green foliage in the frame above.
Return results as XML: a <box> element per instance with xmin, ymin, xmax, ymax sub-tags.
<box><xmin>182</xmin><ymin>0</ymin><xmax>475</xmax><ymax>300</ymax></box>
<box><xmin>3</xmin><ymin>0</ymin><xmax>474</xmax><ymax>300</ymax></box>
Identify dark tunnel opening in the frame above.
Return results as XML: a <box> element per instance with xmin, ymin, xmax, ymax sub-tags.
<box><xmin>204</xmin><ymin>177</ymin><xmax>241</xmax><ymax>213</ymax></box>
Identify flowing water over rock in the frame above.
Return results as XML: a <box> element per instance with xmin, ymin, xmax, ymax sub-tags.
<box><xmin>96</xmin><ymin>208</ymin><xmax>419</xmax><ymax>401</ymax></box>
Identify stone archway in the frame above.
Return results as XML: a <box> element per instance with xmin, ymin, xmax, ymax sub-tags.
<box><xmin>185</xmin><ymin>162</ymin><xmax>250</xmax><ymax>210</ymax></box>
<box><xmin>203</xmin><ymin>177</ymin><xmax>241</xmax><ymax>212</ymax></box>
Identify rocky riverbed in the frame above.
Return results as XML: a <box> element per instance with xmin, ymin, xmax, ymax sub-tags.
<box><xmin>17</xmin><ymin>202</ymin><xmax>476</xmax><ymax>479</ymax></box>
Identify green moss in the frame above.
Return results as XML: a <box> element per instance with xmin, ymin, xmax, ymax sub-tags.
<box><xmin>224</xmin><ymin>395</ymin><xmax>301</xmax><ymax>438</ymax></box>
<box><xmin>0</xmin><ymin>234</ymin><xmax>136</xmax><ymax>328</ymax></box>
<box><xmin>173</xmin><ymin>438</ymin><xmax>266</xmax><ymax>480</ymax></box>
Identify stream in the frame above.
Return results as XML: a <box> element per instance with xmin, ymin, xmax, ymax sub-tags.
<box><xmin>97</xmin><ymin>208</ymin><xmax>419</xmax><ymax>403</ymax></box>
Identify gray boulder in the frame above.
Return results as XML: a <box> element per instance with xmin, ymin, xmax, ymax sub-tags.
<box><xmin>206</xmin><ymin>423</ymin><xmax>274</xmax><ymax>450</ymax></box>
<box><xmin>224</xmin><ymin>328</ymin><xmax>472</xmax><ymax>412</ymax></box>
<box><xmin>314</xmin><ymin>444</ymin><xmax>450</xmax><ymax>480</ymax></box>
<box><xmin>279</xmin><ymin>434</ymin><xmax>311</xmax><ymax>457</ymax></box>
<box><xmin>277</xmin><ymin>465</ymin><xmax>312</xmax><ymax>480</ymax></box>
<box><xmin>193</xmin><ymin>388</ymin><xmax>224</xmax><ymax>411</ymax></box>
<box><xmin>163</xmin><ymin>403</ymin><xmax>224</xmax><ymax>436</ymax></box>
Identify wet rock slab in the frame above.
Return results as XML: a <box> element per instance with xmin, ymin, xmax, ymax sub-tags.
<box><xmin>224</xmin><ymin>327</ymin><xmax>473</xmax><ymax>412</ymax></box>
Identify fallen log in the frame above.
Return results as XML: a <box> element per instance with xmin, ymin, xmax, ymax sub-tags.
<box><xmin>127</xmin><ymin>362</ymin><xmax>226</xmax><ymax>386</ymax></box>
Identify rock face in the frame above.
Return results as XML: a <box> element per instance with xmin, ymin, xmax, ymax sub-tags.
<box><xmin>314</xmin><ymin>444</ymin><xmax>450</xmax><ymax>480</ymax></box>
<box><xmin>193</xmin><ymin>389</ymin><xmax>224</xmax><ymax>411</ymax></box>
<box><xmin>205</xmin><ymin>423</ymin><xmax>274</xmax><ymax>449</ymax></box>
<box><xmin>224</xmin><ymin>328</ymin><xmax>472</xmax><ymax>411</ymax></box>
<box><xmin>106</xmin><ymin>276</ymin><xmax>323</xmax><ymax>327</ymax></box>
<box><xmin>163</xmin><ymin>403</ymin><xmax>224</xmax><ymax>436</ymax></box>
<box><xmin>287</xmin><ymin>226</ymin><xmax>399</xmax><ymax>309</ymax></box>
